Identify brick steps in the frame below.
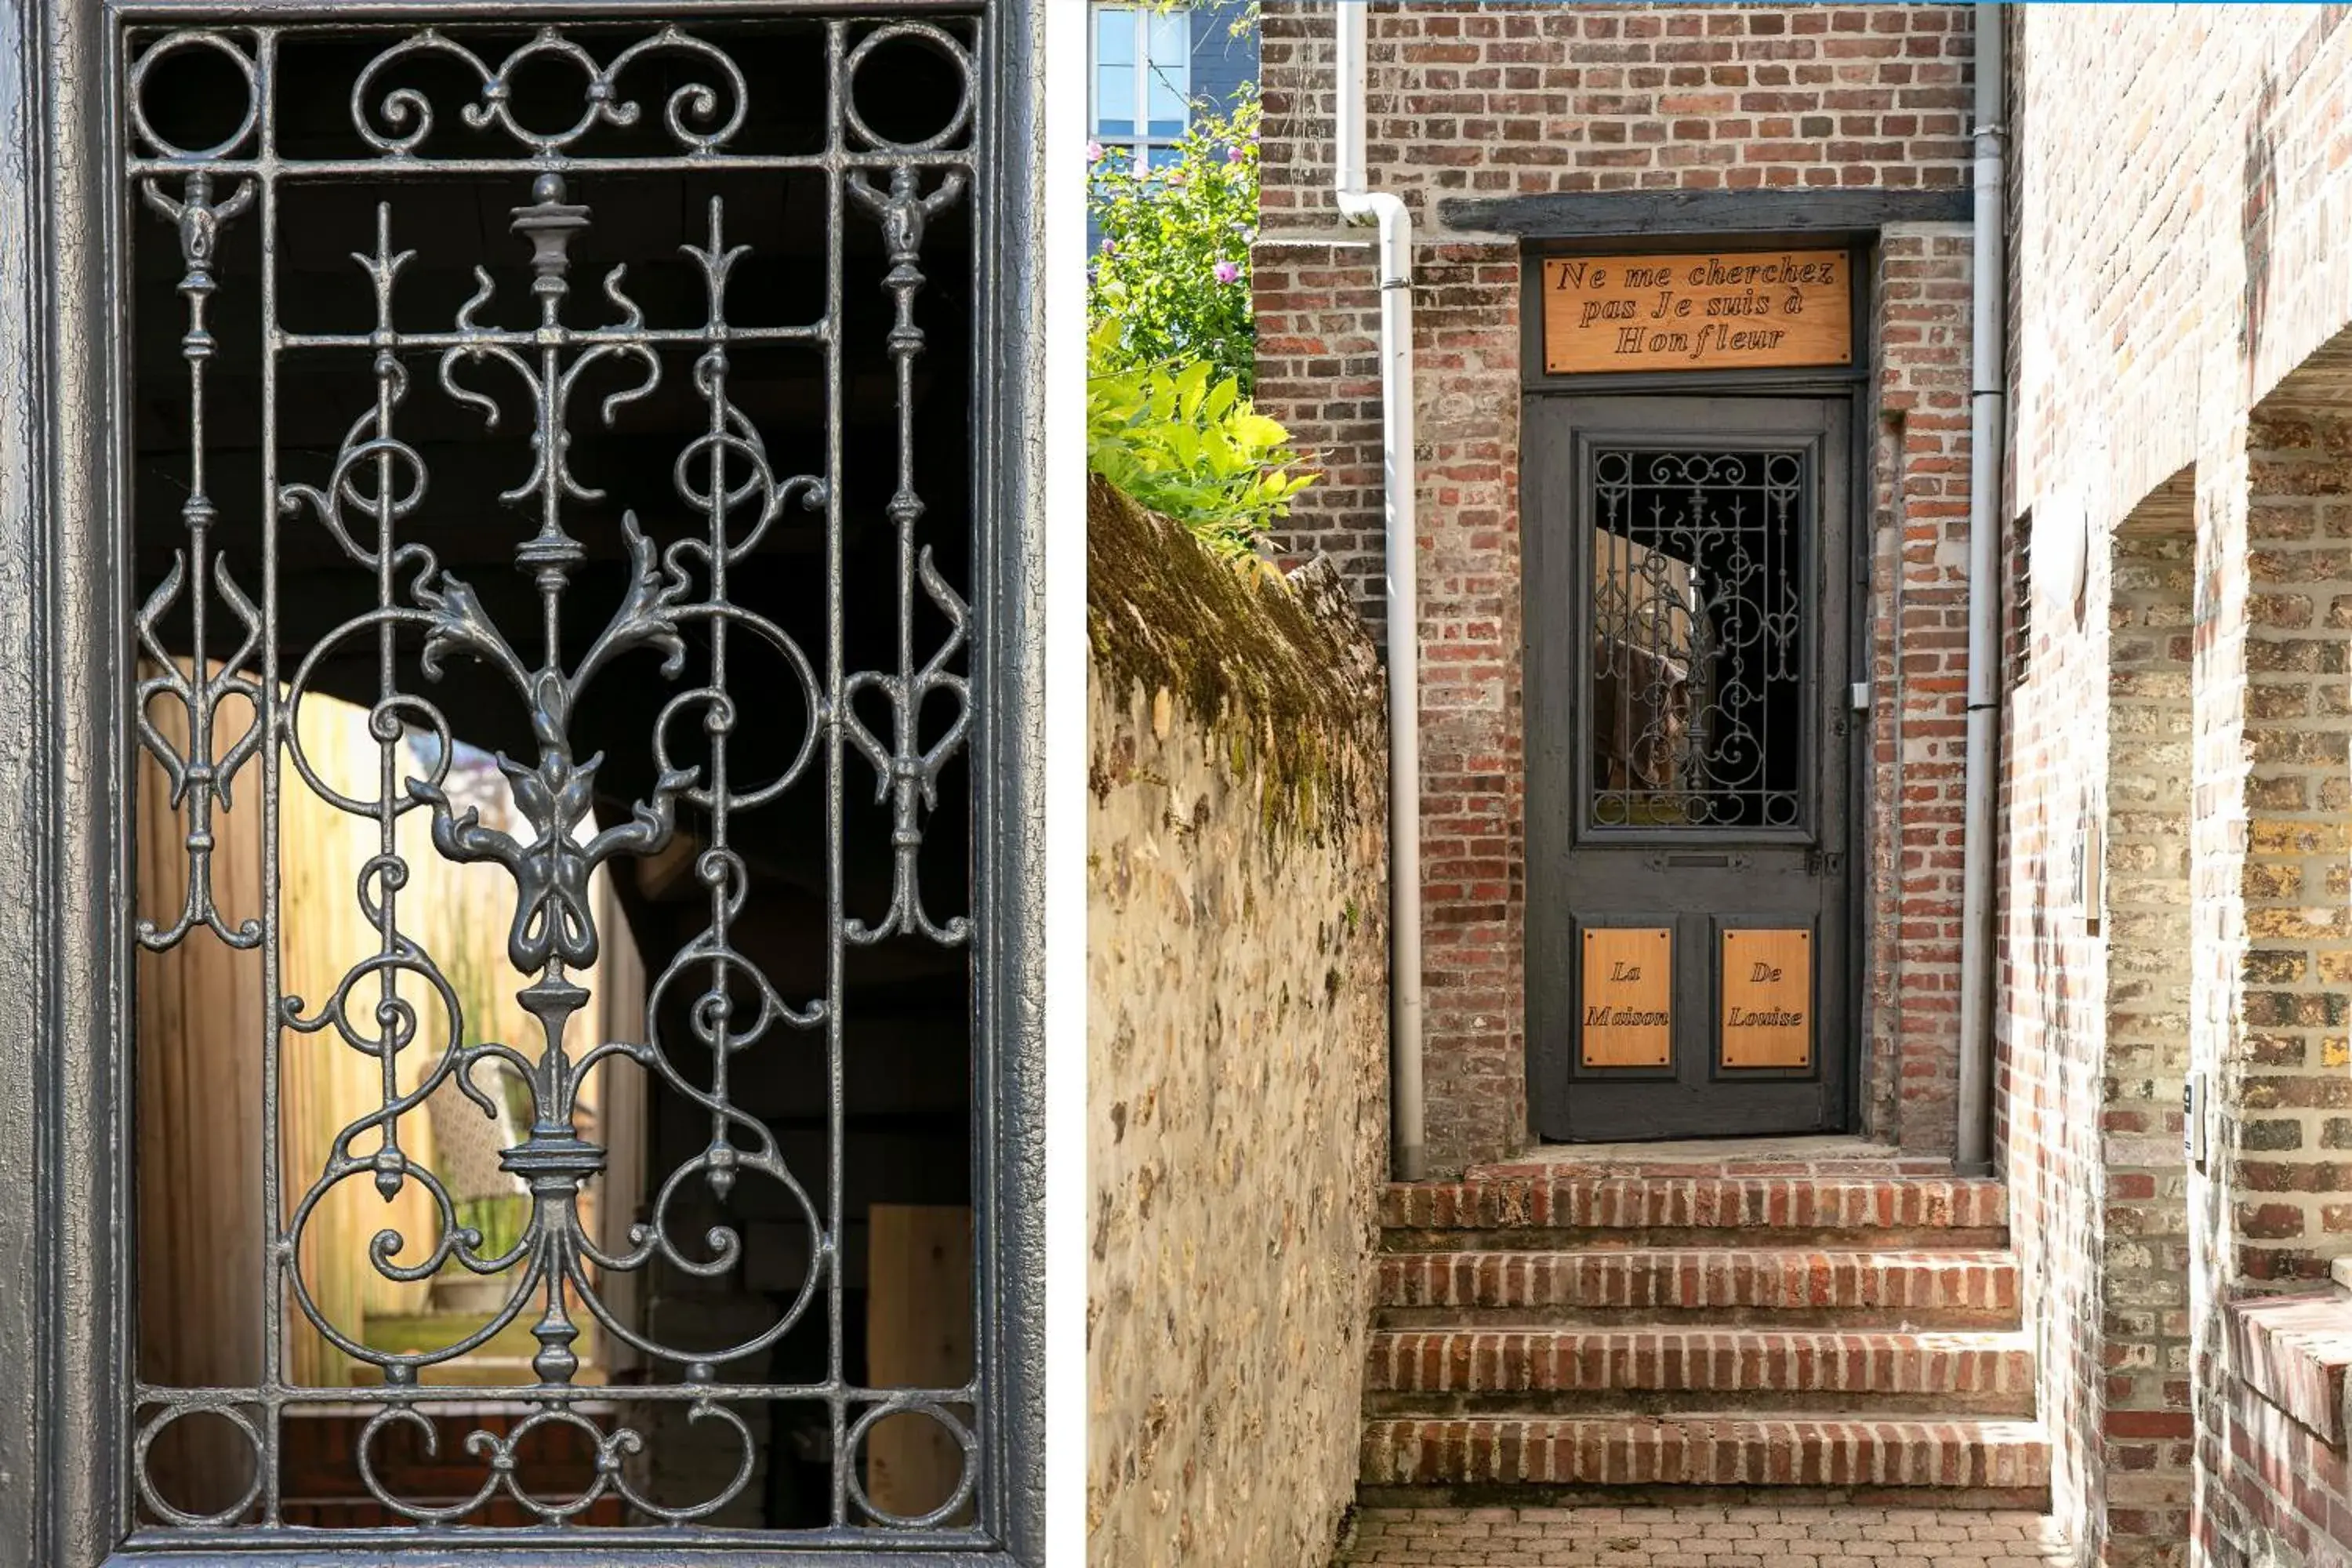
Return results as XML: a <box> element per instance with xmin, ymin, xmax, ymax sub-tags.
<box><xmin>1358</xmin><ymin>1413</ymin><xmax>2052</xmax><ymax>1497</ymax></box>
<box><xmin>1375</xmin><ymin>1247</ymin><xmax>2020</xmax><ymax>1328</ymax></box>
<box><xmin>1382</xmin><ymin>1174</ymin><xmax>2007</xmax><ymax>1247</ymax></box>
<box><xmin>1366</xmin><ymin>1327</ymin><xmax>2035</xmax><ymax>1416</ymax></box>
<box><xmin>1360</xmin><ymin>1167</ymin><xmax>2047</xmax><ymax>1507</ymax></box>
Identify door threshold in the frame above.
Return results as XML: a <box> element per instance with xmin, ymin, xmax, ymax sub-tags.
<box><xmin>1470</xmin><ymin>1133</ymin><xmax>1960</xmax><ymax>1180</ymax></box>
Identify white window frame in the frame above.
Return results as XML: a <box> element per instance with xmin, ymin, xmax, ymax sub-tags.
<box><xmin>1089</xmin><ymin>3</ymin><xmax>1192</xmax><ymax>170</ymax></box>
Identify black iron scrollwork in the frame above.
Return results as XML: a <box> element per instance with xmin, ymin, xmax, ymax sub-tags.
<box><xmin>1590</xmin><ymin>448</ymin><xmax>1806</xmax><ymax>831</ymax></box>
<box><xmin>127</xmin><ymin>15</ymin><xmax>982</xmax><ymax>1535</ymax></box>
<box><xmin>136</xmin><ymin>169</ymin><xmax>265</xmax><ymax>952</ymax></box>
<box><xmin>847</xmin><ymin>164</ymin><xmax>972</xmax><ymax>947</ymax></box>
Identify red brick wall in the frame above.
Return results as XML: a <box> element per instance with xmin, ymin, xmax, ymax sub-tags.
<box><xmin>1865</xmin><ymin>228</ymin><xmax>1976</xmax><ymax>1156</ymax></box>
<box><xmin>1262</xmin><ymin>2</ymin><xmax>1975</xmax><ymax>216</ymax></box>
<box><xmin>1998</xmin><ymin>469</ymin><xmax>2201</xmax><ymax>1566</ymax></box>
<box><xmin>2002</xmin><ymin>9</ymin><xmax>2352</xmax><ymax>1564</ymax></box>
<box><xmin>2211</xmin><ymin>1370</ymin><xmax>2352</xmax><ymax>1568</ymax></box>
<box><xmin>1254</xmin><ymin>1</ymin><xmax>1976</xmax><ymax>1173</ymax></box>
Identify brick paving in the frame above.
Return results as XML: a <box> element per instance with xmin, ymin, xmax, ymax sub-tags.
<box><xmin>1334</xmin><ymin>1505</ymin><xmax>2072</xmax><ymax>1567</ymax></box>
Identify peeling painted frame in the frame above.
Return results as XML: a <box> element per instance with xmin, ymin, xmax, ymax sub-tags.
<box><xmin>0</xmin><ymin>0</ymin><xmax>1046</xmax><ymax>1563</ymax></box>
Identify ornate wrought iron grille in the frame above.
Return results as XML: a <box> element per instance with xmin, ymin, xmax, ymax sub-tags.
<box><xmin>1588</xmin><ymin>447</ymin><xmax>1806</xmax><ymax>830</ymax></box>
<box><xmin>123</xmin><ymin>9</ymin><xmax>1000</xmax><ymax>1545</ymax></box>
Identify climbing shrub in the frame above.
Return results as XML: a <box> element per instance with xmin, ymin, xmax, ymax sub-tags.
<box><xmin>1086</xmin><ymin>96</ymin><xmax>1311</xmax><ymax>560</ymax></box>
<box><xmin>1087</xmin><ymin>98</ymin><xmax>1260</xmax><ymax>394</ymax></box>
<box><xmin>1087</xmin><ymin>325</ymin><xmax>1312</xmax><ymax>562</ymax></box>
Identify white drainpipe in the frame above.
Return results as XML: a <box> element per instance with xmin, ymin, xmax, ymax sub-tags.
<box><xmin>1956</xmin><ymin>3</ymin><xmax>2005</xmax><ymax>1175</ymax></box>
<box><xmin>1335</xmin><ymin>0</ymin><xmax>1425</xmax><ymax>1181</ymax></box>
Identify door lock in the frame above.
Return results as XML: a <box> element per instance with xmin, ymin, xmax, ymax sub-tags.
<box><xmin>1806</xmin><ymin>849</ymin><xmax>1845</xmax><ymax>877</ymax></box>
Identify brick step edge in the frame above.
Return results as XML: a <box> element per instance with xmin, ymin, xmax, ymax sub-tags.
<box><xmin>1366</xmin><ymin>1326</ymin><xmax>2035</xmax><ymax>1401</ymax></box>
<box><xmin>1359</xmin><ymin>1415</ymin><xmax>2052</xmax><ymax>1490</ymax></box>
<box><xmin>1376</xmin><ymin>1249</ymin><xmax>2020</xmax><ymax>1316</ymax></box>
<box><xmin>1383</xmin><ymin>1175</ymin><xmax>2005</xmax><ymax>1234</ymax></box>
<box><xmin>1351</xmin><ymin>1482</ymin><xmax>2055</xmax><ymax>1512</ymax></box>
<box><xmin>1383</xmin><ymin>1226</ymin><xmax>2010</xmax><ymax>1252</ymax></box>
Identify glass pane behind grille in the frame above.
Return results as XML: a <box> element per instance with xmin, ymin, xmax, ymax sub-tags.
<box><xmin>1587</xmin><ymin>448</ymin><xmax>1806</xmax><ymax>831</ymax></box>
<box><xmin>125</xmin><ymin>13</ymin><xmax>989</xmax><ymax>1542</ymax></box>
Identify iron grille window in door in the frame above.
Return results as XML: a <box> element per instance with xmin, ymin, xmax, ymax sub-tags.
<box><xmin>1586</xmin><ymin>447</ymin><xmax>1809</xmax><ymax>832</ymax></box>
<box><xmin>125</xmin><ymin>12</ymin><xmax>1009</xmax><ymax>1547</ymax></box>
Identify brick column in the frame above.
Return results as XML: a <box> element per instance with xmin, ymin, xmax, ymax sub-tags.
<box><xmin>1868</xmin><ymin>227</ymin><xmax>1976</xmax><ymax>1153</ymax></box>
<box><xmin>2101</xmin><ymin>517</ymin><xmax>2199</xmax><ymax>1562</ymax></box>
<box><xmin>2223</xmin><ymin>409</ymin><xmax>2352</xmax><ymax>1284</ymax></box>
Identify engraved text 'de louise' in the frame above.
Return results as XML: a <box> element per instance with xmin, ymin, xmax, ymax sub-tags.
<box><xmin>1720</xmin><ymin>927</ymin><xmax>1813</xmax><ymax>1069</ymax></box>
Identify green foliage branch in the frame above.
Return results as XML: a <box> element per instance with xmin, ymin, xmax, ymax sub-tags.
<box><xmin>1087</xmin><ymin>324</ymin><xmax>1312</xmax><ymax>562</ymax></box>
<box><xmin>1086</xmin><ymin>89</ymin><xmax>1313</xmax><ymax>561</ymax></box>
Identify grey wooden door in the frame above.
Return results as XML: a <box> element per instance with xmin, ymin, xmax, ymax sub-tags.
<box><xmin>1526</xmin><ymin>397</ymin><xmax>1854</xmax><ymax>1142</ymax></box>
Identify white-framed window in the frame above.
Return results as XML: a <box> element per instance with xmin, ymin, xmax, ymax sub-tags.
<box><xmin>1091</xmin><ymin>4</ymin><xmax>1192</xmax><ymax>171</ymax></box>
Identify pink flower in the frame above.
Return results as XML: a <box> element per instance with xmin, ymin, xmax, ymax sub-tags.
<box><xmin>1087</xmin><ymin>141</ymin><xmax>1104</xmax><ymax>162</ymax></box>
<box><xmin>1100</xmin><ymin>238</ymin><xmax>1116</xmax><ymax>256</ymax></box>
<box><xmin>1164</xmin><ymin>167</ymin><xmax>1187</xmax><ymax>186</ymax></box>
<box><xmin>1213</xmin><ymin>260</ymin><xmax>1241</xmax><ymax>285</ymax></box>
<box><xmin>1226</xmin><ymin>145</ymin><xmax>1246</xmax><ymax>163</ymax></box>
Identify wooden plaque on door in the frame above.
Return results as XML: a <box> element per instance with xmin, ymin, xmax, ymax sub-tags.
<box><xmin>1580</xmin><ymin>927</ymin><xmax>1672</xmax><ymax>1067</ymax></box>
<box><xmin>1720</xmin><ymin>927</ymin><xmax>1812</xmax><ymax>1068</ymax></box>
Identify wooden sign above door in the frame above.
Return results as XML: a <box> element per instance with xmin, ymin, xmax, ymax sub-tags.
<box><xmin>1539</xmin><ymin>249</ymin><xmax>1853</xmax><ymax>375</ymax></box>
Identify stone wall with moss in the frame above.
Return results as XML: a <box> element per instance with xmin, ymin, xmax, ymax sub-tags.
<box><xmin>1086</xmin><ymin>479</ymin><xmax>1388</xmax><ymax>1568</ymax></box>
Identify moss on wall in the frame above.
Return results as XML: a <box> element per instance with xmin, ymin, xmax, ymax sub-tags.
<box><xmin>1087</xmin><ymin>475</ymin><xmax>1388</xmax><ymax>1567</ymax></box>
<box><xmin>1086</xmin><ymin>650</ymin><xmax>1388</xmax><ymax>1568</ymax></box>
<box><xmin>1086</xmin><ymin>476</ymin><xmax>1384</xmax><ymax>842</ymax></box>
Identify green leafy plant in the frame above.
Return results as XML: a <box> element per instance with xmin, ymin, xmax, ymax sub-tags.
<box><xmin>1086</xmin><ymin>80</ymin><xmax>1310</xmax><ymax>559</ymax></box>
<box><xmin>1088</xmin><ymin>97</ymin><xmax>1261</xmax><ymax>393</ymax></box>
<box><xmin>1087</xmin><ymin>324</ymin><xmax>1312</xmax><ymax>561</ymax></box>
